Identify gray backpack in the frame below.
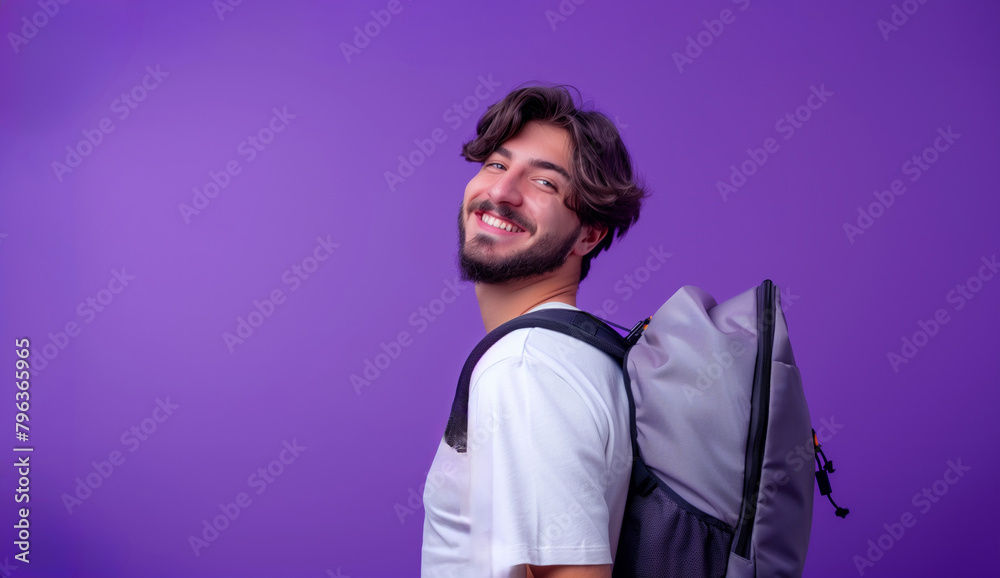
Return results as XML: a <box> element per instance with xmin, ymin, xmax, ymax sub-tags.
<box><xmin>443</xmin><ymin>279</ymin><xmax>847</xmax><ymax>577</ymax></box>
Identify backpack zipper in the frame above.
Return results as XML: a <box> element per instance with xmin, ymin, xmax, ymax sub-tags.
<box><xmin>733</xmin><ymin>279</ymin><xmax>776</xmax><ymax>559</ymax></box>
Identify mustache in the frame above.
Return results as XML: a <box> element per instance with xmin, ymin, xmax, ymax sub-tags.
<box><xmin>471</xmin><ymin>200</ymin><xmax>533</xmax><ymax>233</ymax></box>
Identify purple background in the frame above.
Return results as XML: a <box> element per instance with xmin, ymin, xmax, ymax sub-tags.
<box><xmin>1</xmin><ymin>0</ymin><xmax>998</xmax><ymax>576</ymax></box>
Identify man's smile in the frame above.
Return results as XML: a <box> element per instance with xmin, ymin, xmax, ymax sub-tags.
<box><xmin>473</xmin><ymin>210</ymin><xmax>526</xmax><ymax>234</ymax></box>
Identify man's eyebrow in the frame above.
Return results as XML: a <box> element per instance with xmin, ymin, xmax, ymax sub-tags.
<box><xmin>493</xmin><ymin>146</ymin><xmax>572</xmax><ymax>184</ymax></box>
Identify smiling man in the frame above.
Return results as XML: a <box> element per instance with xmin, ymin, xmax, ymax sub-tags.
<box><xmin>421</xmin><ymin>84</ymin><xmax>649</xmax><ymax>578</ymax></box>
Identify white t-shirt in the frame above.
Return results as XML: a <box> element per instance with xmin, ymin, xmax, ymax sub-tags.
<box><xmin>421</xmin><ymin>301</ymin><xmax>633</xmax><ymax>578</ymax></box>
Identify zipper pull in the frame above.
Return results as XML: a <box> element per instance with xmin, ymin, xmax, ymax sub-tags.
<box><xmin>625</xmin><ymin>316</ymin><xmax>651</xmax><ymax>346</ymax></box>
<box><xmin>813</xmin><ymin>428</ymin><xmax>850</xmax><ymax>518</ymax></box>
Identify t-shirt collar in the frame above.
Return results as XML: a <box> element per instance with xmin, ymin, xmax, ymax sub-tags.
<box><xmin>524</xmin><ymin>301</ymin><xmax>581</xmax><ymax>314</ymax></box>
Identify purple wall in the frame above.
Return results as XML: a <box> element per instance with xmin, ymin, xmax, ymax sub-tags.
<box><xmin>1</xmin><ymin>1</ymin><xmax>997</xmax><ymax>576</ymax></box>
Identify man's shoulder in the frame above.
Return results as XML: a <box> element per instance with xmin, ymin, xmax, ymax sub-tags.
<box><xmin>467</xmin><ymin>309</ymin><xmax>627</xmax><ymax>452</ymax></box>
<box><xmin>471</xmin><ymin>306</ymin><xmax>622</xmax><ymax>390</ymax></box>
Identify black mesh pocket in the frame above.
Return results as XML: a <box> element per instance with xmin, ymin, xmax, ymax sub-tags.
<box><xmin>612</xmin><ymin>457</ymin><xmax>734</xmax><ymax>578</ymax></box>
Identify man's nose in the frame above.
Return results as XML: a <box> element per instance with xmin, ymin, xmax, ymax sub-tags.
<box><xmin>486</xmin><ymin>171</ymin><xmax>523</xmax><ymax>207</ymax></box>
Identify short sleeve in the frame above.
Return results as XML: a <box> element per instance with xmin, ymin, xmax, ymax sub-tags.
<box><xmin>466</xmin><ymin>351</ymin><xmax>613</xmax><ymax>574</ymax></box>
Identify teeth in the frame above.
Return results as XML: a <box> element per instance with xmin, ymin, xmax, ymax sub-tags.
<box><xmin>481</xmin><ymin>212</ymin><xmax>521</xmax><ymax>233</ymax></box>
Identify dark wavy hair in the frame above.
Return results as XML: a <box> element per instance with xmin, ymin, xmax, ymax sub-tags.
<box><xmin>460</xmin><ymin>83</ymin><xmax>650</xmax><ymax>282</ymax></box>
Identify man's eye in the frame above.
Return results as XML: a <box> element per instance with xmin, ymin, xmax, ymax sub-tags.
<box><xmin>537</xmin><ymin>179</ymin><xmax>556</xmax><ymax>189</ymax></box>
<box><xmin>486</xmin><ymin>162</ymin><xmax>505</xmax><ymax>170</ymax></box>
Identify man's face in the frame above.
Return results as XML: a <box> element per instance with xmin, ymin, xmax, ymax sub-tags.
<box><xmin>457</xmin><ymin>121</ymin><xmax>585</xmax><ymax>285</ymax></box>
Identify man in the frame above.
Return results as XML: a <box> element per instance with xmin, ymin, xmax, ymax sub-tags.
<box><xmin>421</xmin><ymin>84</ymin><xmax>649</xmax><ymax>578</ymax></box>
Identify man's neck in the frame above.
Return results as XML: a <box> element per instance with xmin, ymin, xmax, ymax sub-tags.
<box><xmin>474</xmin><ymin>271</ymin><xmax>580</xmax><ymax>333</ymax></box>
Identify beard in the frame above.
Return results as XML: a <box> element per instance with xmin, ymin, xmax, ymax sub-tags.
<box><xmin>456</xmin><ymin>200</ymin><xmax>581</xmax><ymax>285</ymax></box>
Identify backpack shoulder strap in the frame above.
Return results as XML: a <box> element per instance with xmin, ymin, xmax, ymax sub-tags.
<box><xmin>443</xmin><ymin>308</ymin><xmax>629</xmax><ymax>453</ymax></box>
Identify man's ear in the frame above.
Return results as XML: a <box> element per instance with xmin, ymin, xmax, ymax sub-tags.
<box><xmin>575</xmin><ymin>223</ymin><xmax>608</xmax><ymax>256</ymax></box>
